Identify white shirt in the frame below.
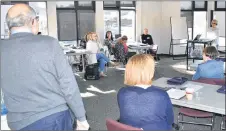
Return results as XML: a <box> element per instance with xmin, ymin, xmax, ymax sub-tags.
<box><xmin>207</xmin><ymin>27</ymin><xmax>219</xmax><ymax>46</ymax></box>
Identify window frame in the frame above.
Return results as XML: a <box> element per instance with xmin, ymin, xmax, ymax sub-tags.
<box><xmin>181</xmin><ymin>1</ymin><xmax>208</xmax><ymax>39</ymax></box>
<box><xmin>214</xmin><ymin>1</ymin><xmax>226</xmax><ymax>11</ymax></box>
<box><xmin>103</xmin><ymin>1</ymin><xmax>136</xmax><ymax>40</ymax></box>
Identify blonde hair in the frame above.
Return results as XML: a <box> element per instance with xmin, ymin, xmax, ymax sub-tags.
<box><xmin>86</xmin><ymin>32</ymin><xmax>100</xmax><ymax>42</ymax></box>
<box><xmin>124</xmin><ymin>54</ymin><xmax>155</xmax><ymax>86</ymax></box>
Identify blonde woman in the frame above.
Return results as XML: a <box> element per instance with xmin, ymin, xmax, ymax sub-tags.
<box><xmin>117</xmin><ymin>54</ymin><xmax>174</xmax><ymax>130</ymax></box>
<box><xmin>86</xmin><ymin>32</ymin><xmax>116</xmax><ymax>77</ymax></box>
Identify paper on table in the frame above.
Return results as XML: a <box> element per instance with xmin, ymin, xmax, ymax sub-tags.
<box><xmin>183</xmin><ymin>83</ymin><xmax>203</xmax><ymax>92</ymax></box>
<box><xmin>167</xmin><ymin>89</ymin><xmax>186</xmax><ymax>100</ymax></box>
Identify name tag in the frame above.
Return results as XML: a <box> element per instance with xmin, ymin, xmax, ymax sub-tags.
<box><xmin>147</xmin><ymin>37</ymin><xmax>150</xmax><ymax>39</ymax></box>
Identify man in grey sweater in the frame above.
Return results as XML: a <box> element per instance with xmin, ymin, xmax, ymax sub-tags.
<box><xmin>1</xmin><ymin>4</ymin><xmax>89</xmax><ymax>130</ymax></box>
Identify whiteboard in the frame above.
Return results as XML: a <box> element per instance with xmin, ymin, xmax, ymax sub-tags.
<box><xmin>170</xmin><ymin>17</ymin><xmax>188</xmax><ymax>39</ymax></box>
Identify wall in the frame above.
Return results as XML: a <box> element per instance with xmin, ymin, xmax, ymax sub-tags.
<box><xmin>47</xmin><ymin>1</ymin><xmax>58</xmax><ymax>39</ymax></box>
<box><xmin>95</xmin><ymin>1</ymin><xmax>104</xmax><ymax>43</ymax></box>
<box><xmin>136</xmin><ymin>1</ymin><xmax>181</xmax><ymax>54</ymax></box>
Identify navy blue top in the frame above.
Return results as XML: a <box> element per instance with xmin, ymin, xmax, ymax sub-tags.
<box><xmin>117</xmin><ymin>86</ymin><xmax>174</xmax><ymax>130</ymax></box>
<box><xmin>192</xmin><ymin>60</ymin><xmax>224</xmax><ymax>80</ymax></box>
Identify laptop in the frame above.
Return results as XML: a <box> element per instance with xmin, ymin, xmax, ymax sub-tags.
<box><xmin>193</xmin><ymin>34</ymin><xmax>201</xmax><ymax>41</ymax></box>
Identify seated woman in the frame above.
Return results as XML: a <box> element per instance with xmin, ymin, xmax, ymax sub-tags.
<box><xmin>86</xmin><ymin>32</ymin><xmax>116</xmax><ymax>77</ymax></box>
<box><xmin>117</xmin><ymin>54</ymin><xmax>174</xmax><ymax>130</ymax></box>
<box><xmin>104</xmin><ymin>31</ymin><xmax>114</xmax><ymax>55</ymax></box>
<box><xmin>114</xmin><ymin>35</ymin><xmax>128</xmax><ymax>65</ymax></box>
<box><xmin>192</xmin><ymin>46</ymin><xmax>224</xmax><ymax>80</ymax></box>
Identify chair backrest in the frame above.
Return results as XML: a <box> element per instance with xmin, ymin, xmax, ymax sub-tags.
<box><xmin>106</xmin><ymin>119</ymin><xmax>141</xmax><ymax>131</ymax></box>
<box><xmin>193</xmin><ymin>78</ymin><xmax>225</xmax><ymax>86</ymax></box>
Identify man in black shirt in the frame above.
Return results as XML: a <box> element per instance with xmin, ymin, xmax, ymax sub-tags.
<box><xmin>141</xmin><ymin>28</ymin><xmax>155</xmax><ymax>54</ymax></box>
<box><xmin>141</xmin><ymin>28</ymin><xmax>154</xmax><ymax>45</ymax></box>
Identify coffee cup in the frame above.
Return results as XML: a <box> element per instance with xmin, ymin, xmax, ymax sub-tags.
<box><xmin>185</xmin><ymin>88</ymin><xmax>194</xmax><ymax>100</ymax></box>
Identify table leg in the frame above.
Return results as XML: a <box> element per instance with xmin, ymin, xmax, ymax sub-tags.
<box><xmin>186</xmin><ymin>41</ymin><xmax>189</xmax><ymax>70</ymax></box>
<box><xmin>82</xmin><ymin>55</ymin><xmax>85</xmax><ymax>73</ymax></box>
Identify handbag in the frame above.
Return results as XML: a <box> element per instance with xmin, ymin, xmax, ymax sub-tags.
<box><xmin>167</xmin><ymin>77</ymin><xmax>188</xmax><ymax>85</ymax></box>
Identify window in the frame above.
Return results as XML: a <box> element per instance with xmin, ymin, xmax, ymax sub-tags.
<box><xmin>121</xmin><ymin>10</ymin><xmax>135</xmax><ymax>40</ymax></box>
<box><xmin>180</xmin><ymin>11</ymin><xmax>193</xmax><ymax>40</ymax></box>
<box><xmin>215</xmin><ymin>1</ymin><xmax>226</xmax><ymax>11</ymax></box>
<box><xmin>104</xmin><ymin>1</ymin><xmax>136</xmax><ymax>41</ymax></box>
<box><xmin>56</xmin><ymin>1</ymin><xmax>74</xmax><ymax>8</ymax></box>
<box><xmin>77</xmin><ymin>10</ymin><xmax>95</xmax><ymax>39</ymax></box>
<box><xmin>180</xmin><ymin>1</ymin><xmax>208</xmax><ymax>39</ymax></box>
<box><xmin>57</xmin><ymin>10</ymin><xmax>77</xmax><ymax>41</ymax></box>
<box><xmin>193</xmin><ymin>11</ymin><xmax>207</xmax><ymax>39</ymax></box>
<box><xmin>56</xmin><ymin>1</ymin><xmax>95</xmax><ymax>41</ymax></box>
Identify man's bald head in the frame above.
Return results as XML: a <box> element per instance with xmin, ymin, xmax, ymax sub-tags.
<box><xmin>143</xmin><ymin>28</ymin><xmax>148</xmax><ymax>35</ymax></box>
<box><xmin>6</xmin><ymin>4</ymin><xmax>36</xmax><ymax>30</ymax></box>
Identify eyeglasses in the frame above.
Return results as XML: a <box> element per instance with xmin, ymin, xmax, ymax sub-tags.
<box><xmin>212</xmin><ymin>23</ymin><xmax>217</xmax><ymax>25</ymax></box>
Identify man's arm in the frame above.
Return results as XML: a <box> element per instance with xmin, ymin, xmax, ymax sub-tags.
<box><xmin>52</xmin><ymin>39</ymin><xmax>86</xmax><ymax>122</ymax></box>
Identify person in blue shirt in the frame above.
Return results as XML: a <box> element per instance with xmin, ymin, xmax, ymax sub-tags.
<box><xmin>117</xmin><ymin>54</ymin><xmax>174</xmax><ymax>130</ymax></box>
<box><xmin>192</xmin><ymin>46</ymin><xmax>224</xmax><ymax>80</ymax></box>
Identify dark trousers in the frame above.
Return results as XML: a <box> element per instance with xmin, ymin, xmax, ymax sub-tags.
<box><xmin>20</xmin><ymin>110</ymin><xmax>73</xmax><ymax>130</ymax></box>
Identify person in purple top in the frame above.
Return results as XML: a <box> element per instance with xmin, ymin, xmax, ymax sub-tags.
<box><xmin>117</xmin><ymin>54</ymin><xmax>174</xmax><ymax>130</ymax></box>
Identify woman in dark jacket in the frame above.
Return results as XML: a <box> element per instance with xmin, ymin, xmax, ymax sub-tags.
<box><xmin>104</xmin><ymin>31</ymin><xmax>114</xmax><ymax>55</ymax></box>
<box><xmin>117</xmin><ymin>54</ymin><xmax>174</xmax><ymax>130</ymax></box>
<box><xmin>114</xmin><ymin>35</ymin><xmax>128</xmax><ymax>65</ymax></box>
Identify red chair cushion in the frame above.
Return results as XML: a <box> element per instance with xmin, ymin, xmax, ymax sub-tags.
<box><xmin>193</xmin><ymin>78</ymin><xmax>225</xmax><ymax>86</ymax></box>
<box><xmin>106</xmin><ymin>119</ymin><xmax>141</xmax><ymax>131</ymax></box>
<box><xmin>179</xmin><ymin>108</ymin><xmax>213</xmax><ymax>118</ymax></box>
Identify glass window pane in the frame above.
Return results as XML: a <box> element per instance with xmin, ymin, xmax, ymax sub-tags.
<box><xmin>193</xmin><ymin>11</ymin><xmax>207</xmax><ymax>39</ymax></box>
<box><xmin>78</xmin><ymin>1</ymin><xmax>92</xmax><ymax>6</ymax></box>
<box><xmin>181</xmin><ymin>11</ymin><xmax>193</xmax><ymax>40</ymax></box>
<box><xmin>121</xmin><ymin>10</ymin><xmax>135</xmax><ymax>41</ymax></box>
<box><xmin>56</xmin><ymin>1</ymin><xmax>74</xmax><ymax>8</ymax></box>
<box><xmin>1</xmin><ymin>5</ymin><xmax>13</xmax><ymax>39</ymax></box>
<box><xmin>195</xmin><ymin>1</ymin><xmax>205</xmax><ymax>8</ymax></box>
<box><xmin>180</xmin><ymin>1</ymin><xmax>192</xmax><ymax>10</ymax></box>
<box><xmin>77</xmin><ymin>10</ymin><xmax>95</xmax><ymax>39</ymax></box>
<box><xmin>216</xmin><ymin>1</ymin><xmax>226</xmax><ymax>9</ymax></box>
<box><xmin>29</xmin><ymin>2</ymin><xmax>48</xmax><ymax>35</ymax></box>
<box><xmin>104</xmin><ymin>10</ymin><xmax>119</xmax><ymax>38</ymax></box>
<box><xmin>104</xmin><ymin>1</ymin><xmax>117</xmax><ymax>5</ymax></box>
<box><xmin>57</xmin><ymin>10</ymin><xmax>77</xmax><ymax>41</ymax></box>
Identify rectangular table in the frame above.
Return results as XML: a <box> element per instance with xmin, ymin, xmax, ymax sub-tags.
<box><xmin>64</xmin><ymin>49</ymin><xmax>91</xmax><ymax>73</ymax></box>
<box><xmin>127</xmin><ymin>42</ymin><xmax>151</xmax><ymax>54</ymax></box>
<box><xmin>152</xmin><ymin>77</ymin><xmax>225</xmax><ymax>115</ymax></box>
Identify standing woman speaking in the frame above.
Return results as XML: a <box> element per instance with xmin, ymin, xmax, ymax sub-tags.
<box><xmin>207</xmin><ymin>19</ymin><xmax>220</xmax><ymax>50</ymax></box>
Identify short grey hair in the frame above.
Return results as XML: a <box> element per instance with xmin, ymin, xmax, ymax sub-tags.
<box><xmin>6</xmin><ymin>6</ymin><xmax>36</xmax><ymax>30</ymax></box>
<box><xmin>203</xmin><ymin>46</ymin><xmax>219</xmax><ymax>59</ymax></box>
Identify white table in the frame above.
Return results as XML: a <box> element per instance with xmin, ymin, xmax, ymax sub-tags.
<box><xmin>64</xmin><ymin>49</ymin><xmax>91</xmax><ymax>73</ymax></box>
<box><xmin>152</xmin><ymin>77</ymin><xmax>225</xmax><ymax>115</ymax></box>
<box><xmin>127</xmin><ymin>42</ymin><xmax>151</xmax><ymax>54</ymax></box>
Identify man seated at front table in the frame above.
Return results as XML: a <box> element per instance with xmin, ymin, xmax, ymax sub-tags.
<box><xmin>192</xmin><ymin>46</ymin><xmax>224</xmax><ymax>80</ymax></box>
<box><xmin>140</xmin><ymin>28</ymin><xmax>154</xmax><ymax>54</ymax></box>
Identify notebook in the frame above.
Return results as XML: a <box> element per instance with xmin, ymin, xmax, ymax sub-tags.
<box><xmin>167</xmin><ymin>89</ymin><xmax>186</xmax><ymax>100</ymax></box>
